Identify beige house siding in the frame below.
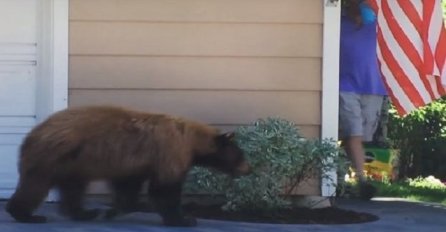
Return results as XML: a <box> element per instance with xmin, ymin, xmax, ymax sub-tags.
<box><xmin>69</xmin><ymin>0</ymin><xmax>323</xmax><ymax>195</ymax></box>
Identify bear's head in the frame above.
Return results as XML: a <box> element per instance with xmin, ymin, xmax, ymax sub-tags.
<box><xmin>194</xmin><ymin>132</ymin><xmax>250</xmax><ymax>177</ymax></box>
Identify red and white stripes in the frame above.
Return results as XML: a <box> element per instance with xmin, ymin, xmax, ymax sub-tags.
<box><xmin>368</xmin><ymin>0</ymin><xmax>446</xmax><ymax>116</ymax></box>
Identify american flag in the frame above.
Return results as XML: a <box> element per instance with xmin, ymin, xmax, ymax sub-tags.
<box><xmin>368</xmin><ymin>0</ymin><xmax>446</xmax><ymax>116</ymax></box>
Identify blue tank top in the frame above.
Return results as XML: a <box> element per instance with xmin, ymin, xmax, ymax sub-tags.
<box><xmin>339</xmin><ymin>16</ymin><xmax>387</xmax><ymax>95</ymax></box>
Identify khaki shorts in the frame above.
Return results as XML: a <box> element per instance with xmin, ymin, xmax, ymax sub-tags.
<box><xmin>339</xmin><ymin>92</ymin><xmax>384</xmax><ymax>142</ymax></box>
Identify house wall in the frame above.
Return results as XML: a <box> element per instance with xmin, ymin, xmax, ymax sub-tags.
<box><xmin>69</xmin><ymin>0</ymin><xmax>324</xmax><ymax>195</ymax></box>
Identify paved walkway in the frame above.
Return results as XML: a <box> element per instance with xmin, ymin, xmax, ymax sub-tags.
<box><xmin>1</xmin><ymin>197</ymin><xmax>445</xmax><ymax>232</ymax></box>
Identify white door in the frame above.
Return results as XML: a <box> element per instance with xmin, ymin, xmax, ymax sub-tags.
<box><xmin>0</xmin><ymin>0</ymin><xmax>39</xmax><ymax>199</ymax></box>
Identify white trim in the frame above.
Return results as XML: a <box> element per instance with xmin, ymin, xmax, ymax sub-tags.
<box><xmin>321</xmin><ymin>0</ymin><xmax>341</xmax><ymax>197</ymax></box>
<box><xmin>36</xmin><ymin>0</ymin><xmax>68</xmax><ymax>123</ymax></box>
<box><xmin>36</xmin><ymin>0</ymin><xmax>69</xmax><ymax>202</ymax></box>
<box><xmin>51</xmin><ymin>0</ymin><xmax>69</xmax><ymax>112</ymax></box>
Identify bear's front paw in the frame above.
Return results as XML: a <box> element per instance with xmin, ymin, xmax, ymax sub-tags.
<box><xmin>163</xmin><ymin>216</ymin><xmax>197</xmax><ymax>227</ymax></box>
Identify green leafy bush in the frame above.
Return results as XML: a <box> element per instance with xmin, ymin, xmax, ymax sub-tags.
<box><xmin>408</xmin><ymin>176</ymin><xmax>446</xmax><ymax>190</ymax></box>
<box><xmin>388</xmin><ymin>99</ymin><xmax>446</xmax><ymax>180</ymax></box>
<box><xmin>185</xmin><ymin>118</ymin><xmax>347</xmax><ymax>212</ymax></box>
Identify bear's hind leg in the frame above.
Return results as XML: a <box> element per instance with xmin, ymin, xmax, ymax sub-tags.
<box><xmin>6</xmin><ymin>174</ymin><xmax>51</xmax><ymax>223</ymax></box>
<box><xmin>57</xmin><ymin>178</ymin><xmax>100</xmax><ymax>221</ymax></box>
<box><xmin>149</xmin><ymin>180</ymin><xmax>197</xmax><ymax>227</ymax></box>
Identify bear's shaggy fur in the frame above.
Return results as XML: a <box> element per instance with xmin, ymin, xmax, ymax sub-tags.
<box><xmin>6</xmin><ymin>106</ymin><xmax>250</xmax><ymax>226</ymax></box>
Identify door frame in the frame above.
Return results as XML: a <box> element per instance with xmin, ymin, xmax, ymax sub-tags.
<box><xmin>321</xmin><ymin>0</ymin><xmax>341</xmax><ymax>197</ymax></box>
<box><xmin>36</xmin><ymin>0</ymin><xmax>69</xmax><ymax>122</ymax></box>
<box><xmin>37</xmin><ymin>0</ymin><xmax>69</xmax><ymax>201</ymax></box>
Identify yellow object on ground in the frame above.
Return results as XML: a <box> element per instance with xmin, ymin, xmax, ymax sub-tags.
<box><xmin>363</xmin><ymin>146</ymin><xmax>399</xmax><ymax>181</ymax></box>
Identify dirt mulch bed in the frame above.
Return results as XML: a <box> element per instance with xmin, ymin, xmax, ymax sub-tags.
<box><xmin>183</xmin><ymin>203</ymin><xmax>379</xmax><ymax>224</ymax></box>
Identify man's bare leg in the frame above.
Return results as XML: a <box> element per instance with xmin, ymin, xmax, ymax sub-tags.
<box><xmin>343</xmin><ymin>136</ymin><xmax>376</xmax><ymax>200</ymax></box>
<box><xmin>344</xmin><ymin>136</ymin><xmax>366</xmax><ymax>181</ymax></box>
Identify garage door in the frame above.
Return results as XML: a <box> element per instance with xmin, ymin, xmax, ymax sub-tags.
<box><xmin>0</xmin><ymin>0</ymin><xmax>38</xmax><ymax>199</ymax></box>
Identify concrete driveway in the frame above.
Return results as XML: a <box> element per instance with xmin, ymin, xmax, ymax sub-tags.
<box><xmin>1</xmin><ymin>197</ymin><xmax>445</xmax><ymax>232</ymax></box>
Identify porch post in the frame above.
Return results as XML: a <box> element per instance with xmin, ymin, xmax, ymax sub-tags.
<box><xmin>321</xmin><ymin>0</ymin><xmax>341</xmax><ymax>197</ymax></box>
<box><xmin>36</xmin><ymin>0</ymin><xmax>68</xmax><ymax>123</ymax></box>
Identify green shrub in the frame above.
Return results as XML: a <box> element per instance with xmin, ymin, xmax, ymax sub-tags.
<box><xmin>388</xmin><ymin>99</ymin><xmax>446</xmax><ymax>179</ymax></box>
<box><xmin>185</xmin><ymin>118</ymin><xmax>347</xmax><ymax>212</ymax></box>
<box><xmin>408</xmin><ymin>176</ymin><xmax>446</xmax><ymax>190</ymax></box>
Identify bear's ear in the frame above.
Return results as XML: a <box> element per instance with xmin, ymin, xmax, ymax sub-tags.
<box><xmin>223</xmin><ymin>132</ymin><xmax>235</xmax><ymax>140</ymax></box>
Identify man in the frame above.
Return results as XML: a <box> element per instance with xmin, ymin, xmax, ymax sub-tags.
<box><xmin>339</xmin><ymin>0</ymin><xmax>387</xmax><ymax>200</ymax></box>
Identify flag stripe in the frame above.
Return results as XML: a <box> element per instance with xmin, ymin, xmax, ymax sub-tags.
<box><xmin>383</xmin><ymin>0</ymin><xmax>436</xmax><ymax>101</ymax></box>
<box><xmin>423</xmin><ymin>0</ymin><xmax>436</xmax><ymax>75</ymax></box>
<box><xmin>377</xmin><ymin>48</ymin><xmax>413</xmax><ymax>115</ymax></box>
<box><xmin>371</xmin><ymin>0</ymin><xmax>446</xmax><ymax>116</ymax></box>
<box><xmin>427</xmin><ymin>75</ymin><xmax>442</xmax><ymax>99</ymax></box>
<box><xmin>378</xmin><ymin>4</ymin><xmax>430</xmax><ymax>106</ymax></box>
<box><xmin>377</xmin><ymin>27</ymin><xmax>426</xmax><ymax>108</ymax></box>
<box><xmin>436</xmin><ymin>26</ymin><xmax>446</xmax><ymax>77</ymax></box>
<box><xmin>424</xmin><ymin>0</ymin><xmax>446</xmax><ymax>96</ymax></box>
<box><xmin>398</xmin><ymin>0</ymin><xmax>423</xmax><ymax>35</ymax></box>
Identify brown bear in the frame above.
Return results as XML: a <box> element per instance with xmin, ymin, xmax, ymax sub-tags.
<box><xmin>6</xmin><ymin>106</ymin><xmax>250</xmax><ymax>227</ymax></box>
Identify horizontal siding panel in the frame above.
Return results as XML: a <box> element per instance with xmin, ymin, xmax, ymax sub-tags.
<box><xmin>0</xmin><ymin>134</ymin><xmax>25</xmax><ymax>145</ymax></box>
<box><xmin>70</xmin><ymin>56</ymin><xmax>321</xmax><ymax>91</ymax></box>
<box><xmin>70</xmin><ymin>0</ymin><xmax>323</xmax><ymax>24</ymax></box>
<box><xmin>70</xmin><ymin>22</ymin><xmax>322</xmax><ymax>57</ymax></box>
<box><xmin>69</xmin><ymin>90</ymin><xmax>321</xmax><ymax>125</ymax></box>
<box><xmin>215</xmin><ymin>124</ymin><xmax>320</xmax><ymax>139</ymax></box>
<box><xmin>0</xmin><ymin>127</ymin><xmax>32</xmax><ymax>134</ymax></box>
<box><xmin>0</xmin><ymin>117</ymin><xmax>36</xmax><ymax>127</ymax></box>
